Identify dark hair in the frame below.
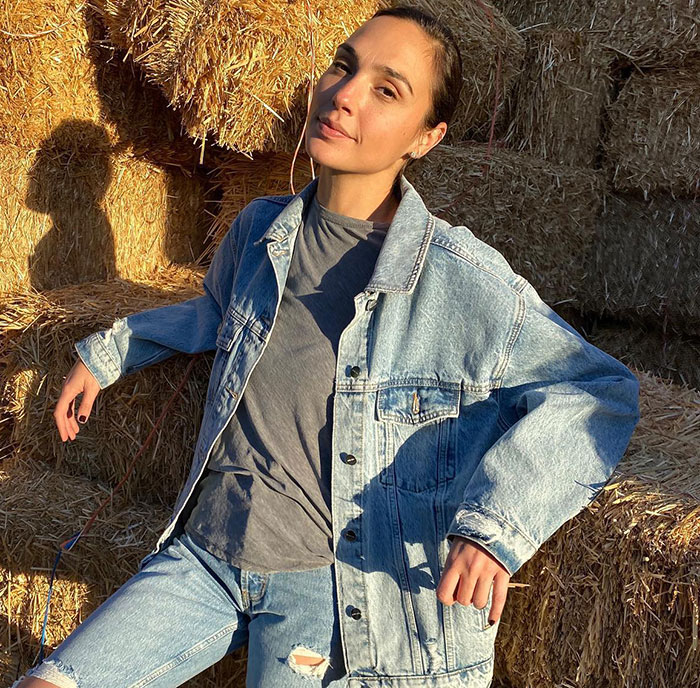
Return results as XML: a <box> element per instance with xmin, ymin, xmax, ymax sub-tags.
<box><xmin>370</xmin><ymin>5</ymin><xmax>463</xmax><ymax>179</ymax></box>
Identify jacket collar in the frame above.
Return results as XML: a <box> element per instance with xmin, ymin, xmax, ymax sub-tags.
<box><xmin>257</xmin><ymin>173</ymin><xmax>435</xmax><ymax>294</ymax></box>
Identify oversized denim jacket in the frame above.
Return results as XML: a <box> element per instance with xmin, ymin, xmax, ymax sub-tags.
<box><xmin>75</xmin><ymin>173</ymin><xmax>640</xmax><ymax>687</ymax></box>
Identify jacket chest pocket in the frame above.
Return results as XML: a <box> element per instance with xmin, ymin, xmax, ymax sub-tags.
<box><xmin>205</xmin><ymin>306</ymin><xmax>248</xmax><ymax>406</ymax></box>
<box><xmin>376</xmin><ymin>384</ymin><xmax>461</xmax><ymax>493</ymax></box>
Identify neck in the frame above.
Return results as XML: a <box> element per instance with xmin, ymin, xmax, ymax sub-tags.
<box><xmin>314</xmin><ymin>166</ymin><xmax>402</xmax><ymax>224</ymax></box>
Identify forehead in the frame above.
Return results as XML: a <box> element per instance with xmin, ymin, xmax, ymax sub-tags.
<box><xmin>342</xmin><ymin>16</ymin><xmax>435</xmax><ymax>91</ymax></box>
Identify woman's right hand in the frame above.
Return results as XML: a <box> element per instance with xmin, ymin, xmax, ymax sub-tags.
<box><xmin>54</xmin><ymin>359</ymin><xmax>102</xmax><ymax>442</ymax></box>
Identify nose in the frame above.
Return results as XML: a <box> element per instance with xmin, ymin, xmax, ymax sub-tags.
<box><xmin>332</xmin><ymin>72</ymin><xmax>361</xmax><ymax>113</ymax></box>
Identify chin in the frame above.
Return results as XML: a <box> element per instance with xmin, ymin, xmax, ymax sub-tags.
<box><xmin>306</xmin><ymin>144</ymin><xmax>352</xmax><ymax>174</ymax></box>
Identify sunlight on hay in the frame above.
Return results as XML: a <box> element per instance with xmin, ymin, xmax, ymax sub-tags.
<box><xmin>195</xmin><ymin>149</ymin><xmax>315</xmax><ymax>265</ymax></box>
<box><xmin>0</xmin><ymin>460</ymin><xmax>248</xmax><ymax>686</ymax></box>
<box><xmin>93</xmin><ymin>0</ymin><xmax>526</xmax><ymax>152</ymax></box>
<box><xmin>0</xmin><ymin>265</ymin><xmax>213</xmax><ymax>506</ymax></box>
<box><xmin>0</xmin><ymin>0</ymin><xmax>201</xmax><ymax>164</ymax></box>
<box><xmin>494</xmin><ymin>366</ymin><xmax>700</xmax><ymax>688</ymax></box>
<box><xmin>0</xmin><ymin>138</ymin><xmax>209</xmax><ymax>294</ymax></box>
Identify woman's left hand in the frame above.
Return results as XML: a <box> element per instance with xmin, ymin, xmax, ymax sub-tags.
<box><xmin>436</xmin><ymin>535</ymin><xmax>511</xmax><ymax>625</ymax></box>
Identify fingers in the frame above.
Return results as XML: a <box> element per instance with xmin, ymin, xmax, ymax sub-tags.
<box><xmin>76</xmin><ymin>383</ymin><xmax>99</xmax><ymax>425</ymax></box>
<box><xmin>487</xmin><ymin>574</ymin><xmax>509</xmax><ymax>625</ymax></box>
<box><xmin>436</xmin><ymin>537</ymin><xmax>510</xmax><ymax>624</ymax></box>
<box><xmin>454</xmin><ymin>571</ymin><xmax>478</xmax><ymax>607</ymax></box>
<box><xmin>54</xmin><ymin>362</ymin><xmax>101</xmax><ymax>442</ymax></box>
<box><xmin>54</xmin><ymin>384</ymin><xmax>79</xmax><ymax>442</ymax></box>
<box><xmin>435</xmin><ymin>564</ymin><xmax>461</xmax><ymax>606</ymax></box>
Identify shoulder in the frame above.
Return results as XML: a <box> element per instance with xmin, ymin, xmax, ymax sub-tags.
<box><xmin>428</xmin><ymin>214</ymin><xmax>529</xmax><ymax>296</ymax></box>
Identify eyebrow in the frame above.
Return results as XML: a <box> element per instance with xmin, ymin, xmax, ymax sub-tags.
<box><xmin>335</xmin><ymin>42</ymin><xmax>414</xmax><ymax>97</ymax></box>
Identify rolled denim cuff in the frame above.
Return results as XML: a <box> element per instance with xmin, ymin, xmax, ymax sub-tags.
<box><xmin>446</xmin><ymin>501</ymin><xmax>538</xmax><ymax>577</ymax></box>
<box><xmin>74</xmin><ymin>330</ymin><xmax>122</xmax><ymax>390</ymax></box>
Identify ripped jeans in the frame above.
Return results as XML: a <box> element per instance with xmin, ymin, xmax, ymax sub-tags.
<box><xmin>13</xmin><ymin>531</ymin><xmax>348</xmax><ymax>687</ymax></box>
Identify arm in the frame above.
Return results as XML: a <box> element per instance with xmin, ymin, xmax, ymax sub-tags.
<box><xmin>446</xmin><ymin>282</ymin><xmax>641</xmax><ymax>577</ymax></box>
<box><xmin>74</xmin><ymin>210</ymin><xmax>244</xmax><ymax>389</ymax></box>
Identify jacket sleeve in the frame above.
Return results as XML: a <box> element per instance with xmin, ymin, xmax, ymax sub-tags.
<box><xmin>74</xmin><ymin>211</ymin><xmax>244</xmax><ymax>390</ymax></box>
<box><xmin>446</xmin><ymin>281</ymin><xmax>641</xmax><ymax>577</ymax></box>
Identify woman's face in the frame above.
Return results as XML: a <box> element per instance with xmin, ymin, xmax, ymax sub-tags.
<box><xmin>304</xmin><ymin>15</ymin><xmax>441</xmax><ymax>176</ymax></box>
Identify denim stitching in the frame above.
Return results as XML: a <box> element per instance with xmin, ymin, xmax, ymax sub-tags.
<box><xmin>130</xmin><ymin>621</ymin><xmax>239</xmax><ymax>688</ymax></box>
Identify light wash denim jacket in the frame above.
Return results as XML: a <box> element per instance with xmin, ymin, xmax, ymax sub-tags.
<box><xmin>75</xmin><ymin>173</ymin><xmax>640</xmax><ymax>687</ymax></box>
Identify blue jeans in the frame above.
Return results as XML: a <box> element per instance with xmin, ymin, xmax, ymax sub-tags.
<box><xmin>13</xmin><ymin>531</ymin><xmax>348</xmax><ymax>687</ymax></box>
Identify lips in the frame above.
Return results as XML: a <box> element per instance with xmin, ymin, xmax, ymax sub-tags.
<box><xmin>318</xmin><ymin>115</ymin><xmax>352</xmax><ymax>139</ymax></box>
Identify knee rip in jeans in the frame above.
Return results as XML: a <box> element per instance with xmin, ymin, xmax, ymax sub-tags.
<box><xmin>287</xmin><ymin>644</ymin><xmax>332</xmax><ymax>678</ymax></box>
<box><xmin>13</xmin><ymin>658</ymin><xmax>80</xmax><ymax>688</ymax></box>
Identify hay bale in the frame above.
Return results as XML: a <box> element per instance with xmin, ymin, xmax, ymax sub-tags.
<box><xmin>400</xmin><ymin>1</ymin><xmax>526</xmax><ymax>144</ymax></box>
<box><xmin>195</xmin><ymin>149</ymin><xmax>314</xmax><ymax>264</ymax></box>
<box><xmin>406</xmin><ymin>142</ymin><xmax>604</xmax><ymax>307</ymax></box>
<box><xmin>494</xmin><ymin>0</ymin><xmax>700</xmax><ymax>69</ymax></box>
<box><xmin>498</xmin><ymin>28</ymin><xmax>615</xmax><ymax>167</ymax></box>
<box><xmin>604</xmin><ymin>68</ymin><xmax>700</xmax><ymax>198</ymax></box>
<box><xmin>493</xmin><ymin>368</ymin><xmax>700</xmax><ymax>688</ymax></box>
<box><xmin>93</xmin><ymin>0</ymin><xmax>525</xmax><ymax>152</ymax></box>
<box><xmin>0</xmin><ymin>265</ymin><xmax>213</xmax><ymax>507</ymax></box>
<box><xmin>0</xmin><ymin>0</ymin><xmax>203</xmax><ymax>168</ymax></box>
<box><xmin>0</xmin><ymin>136</ymin><xmax>210</xmax><ymax>293</ymax></box>
<box><xmin>583</xmin><ymin>318</ymin><xmax>700</xmax><ymax>393</ymax></box>
<box><xmin>92</xmin><ymin>0</ymin><xmax>385</xmax><ymax>153</ymax></box>
<box><xmin>579</xmin><ymin>193</ymin><xmax>700</xmax><ymax>337</ymax></box>
<box><xmin>0</xmin><ymin>459</ymin><xmax>247</xmax><ymax>687</ymax></box>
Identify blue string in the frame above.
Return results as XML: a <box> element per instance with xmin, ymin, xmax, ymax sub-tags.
<box><xmin>35</xmin><ymin>531</ymin><xmax>81</xmax><ymax>666</ymax></box>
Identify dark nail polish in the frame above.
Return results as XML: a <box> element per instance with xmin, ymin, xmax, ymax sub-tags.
<box><xmin>489</xmin><ymin>619</ymin><xmax>496</xmax><ymax>626</ymax></box>
<box><xmin>79</xmin><ymin>415</ymin><xmax>86</xmax><ymax>423</ymax></box>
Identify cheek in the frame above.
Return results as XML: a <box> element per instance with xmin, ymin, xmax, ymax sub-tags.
<box><xmin>361</xmin><ymin>113</ymin><xmax>411</xmax><ymax>155</ymax></box>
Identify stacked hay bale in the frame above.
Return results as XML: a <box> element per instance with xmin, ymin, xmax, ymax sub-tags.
<box><xmin>0</xmin><ymin>0</ymin><xmax>223</xmax><ymax>683</ymax></box>
<box><xmin>0</xmin><ymin>0</ymin><xmax>213</xmax><ymax>294</ymax></box>
<box><xmin>493</xmin><ymin>370</ymin><xmax>700</xmax><ymax>688</ymax></box>
<box><xmin>406</xmin><ymin>142</ymin><xmax>605</xmax><ymax>309</ymax></box>
<box><xmin>407</xmin><ymin>2</ymin><xmax>700</xmax><ymax>685</ymax></box>
<box><xmin>91</xmin><ymin>0</ymin><xmax>527</xmax><ymax>151</ymax></box>
<box><xmin>481</xmin><ymin>0</ymin><xmax>700</xmax><ymax>389</ymax></box>
<box><xmin>0</xmin><ymin>459</ymin><xmax>248</xmax><ymax>687</ymax></box>
<box><xmin>2</xmin><ymin>1</ymin><xmax>699</xmax><ymax>687</ymax></box>
<box><xmin>0</xmin><ymin>266</ymin><xmax>214</xmax><ymax>506</ymax></box>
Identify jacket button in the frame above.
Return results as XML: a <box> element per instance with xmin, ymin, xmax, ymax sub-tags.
<box><xmin>365</xmin><ymin>298</ymin><xmax>377</xmax><ymax>311</ymax></box>
<box><xmin>349</xmin><ymin>365</ymin><xmax>361</xmax><ymax>378</ymax></box>
<box><xmin>345</xmin><ymin>454</ymin><xmax>357</xmax><ymax>465</ymax></box>
<box><xmin>350</xmin><ymin>607</ymin><xmax>362</xmax><ymax>620</ymax></box>
<box><xmin>344</xmin><ymin>529</ymin><xmax>357</xmax><ymax>541</ymax></box>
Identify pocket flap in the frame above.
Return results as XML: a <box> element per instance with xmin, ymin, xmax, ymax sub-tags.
<box><xmin>377</xmin><ymin>385</ymin><xmax>461</xmax><ymax>424</ymax></box>
<box><xmin>216</xmin><ymin>307</ymin><xmax>246</xmax><ymax>351</ymax></box>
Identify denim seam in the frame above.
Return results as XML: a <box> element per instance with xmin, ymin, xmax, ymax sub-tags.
<box><xmin>403</xmin><ymin>215</ymin><xmax>434</xmax><ymax>292</ymax></box>
<box><xmin>130</xmin><ymin>621</ymin><xmax>239</xmax><ymax>688</ymax></box>
<box><xmin>494</xmin><ymin>290</ymin><xmax>527</xmax><ymax>426</ymax></box>
<box><xmin>429</xmin><ymin>235</ymin><xmax>523</xmax><ymax>296</ymax></box>
<box><xmin>90</xmin><ymin>331</ymin><xmax>122</xmax><ymax>380</ymax></box>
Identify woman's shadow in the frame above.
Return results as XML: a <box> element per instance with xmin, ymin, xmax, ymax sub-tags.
<box><xmin>25</xmin><ymin>120</ymin><xmax>117</xmax><ymax>291</ymax></box>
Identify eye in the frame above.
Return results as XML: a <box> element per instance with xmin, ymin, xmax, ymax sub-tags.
<box><xmin>331</xmin><ymin>61</ymin><xmax>397</xmax><ymax>100</ymax></box>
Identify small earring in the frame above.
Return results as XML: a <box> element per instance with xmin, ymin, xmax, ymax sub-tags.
<box><xmin>410</xmin><ymin>151</ymin><xmax>417</xmax><ymax>158</ymax></box>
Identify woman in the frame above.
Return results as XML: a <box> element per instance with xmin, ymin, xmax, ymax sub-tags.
<box><xmin>15</xmin><ymin>5</ymin><xmax>640</xmax><ymax>688</ymax></box>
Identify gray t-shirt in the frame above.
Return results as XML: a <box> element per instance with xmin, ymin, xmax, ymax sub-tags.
<box><xmin>183</xmin><ymin>190</ymin><xmax>389</xmax><ymax>572</ymax></box>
